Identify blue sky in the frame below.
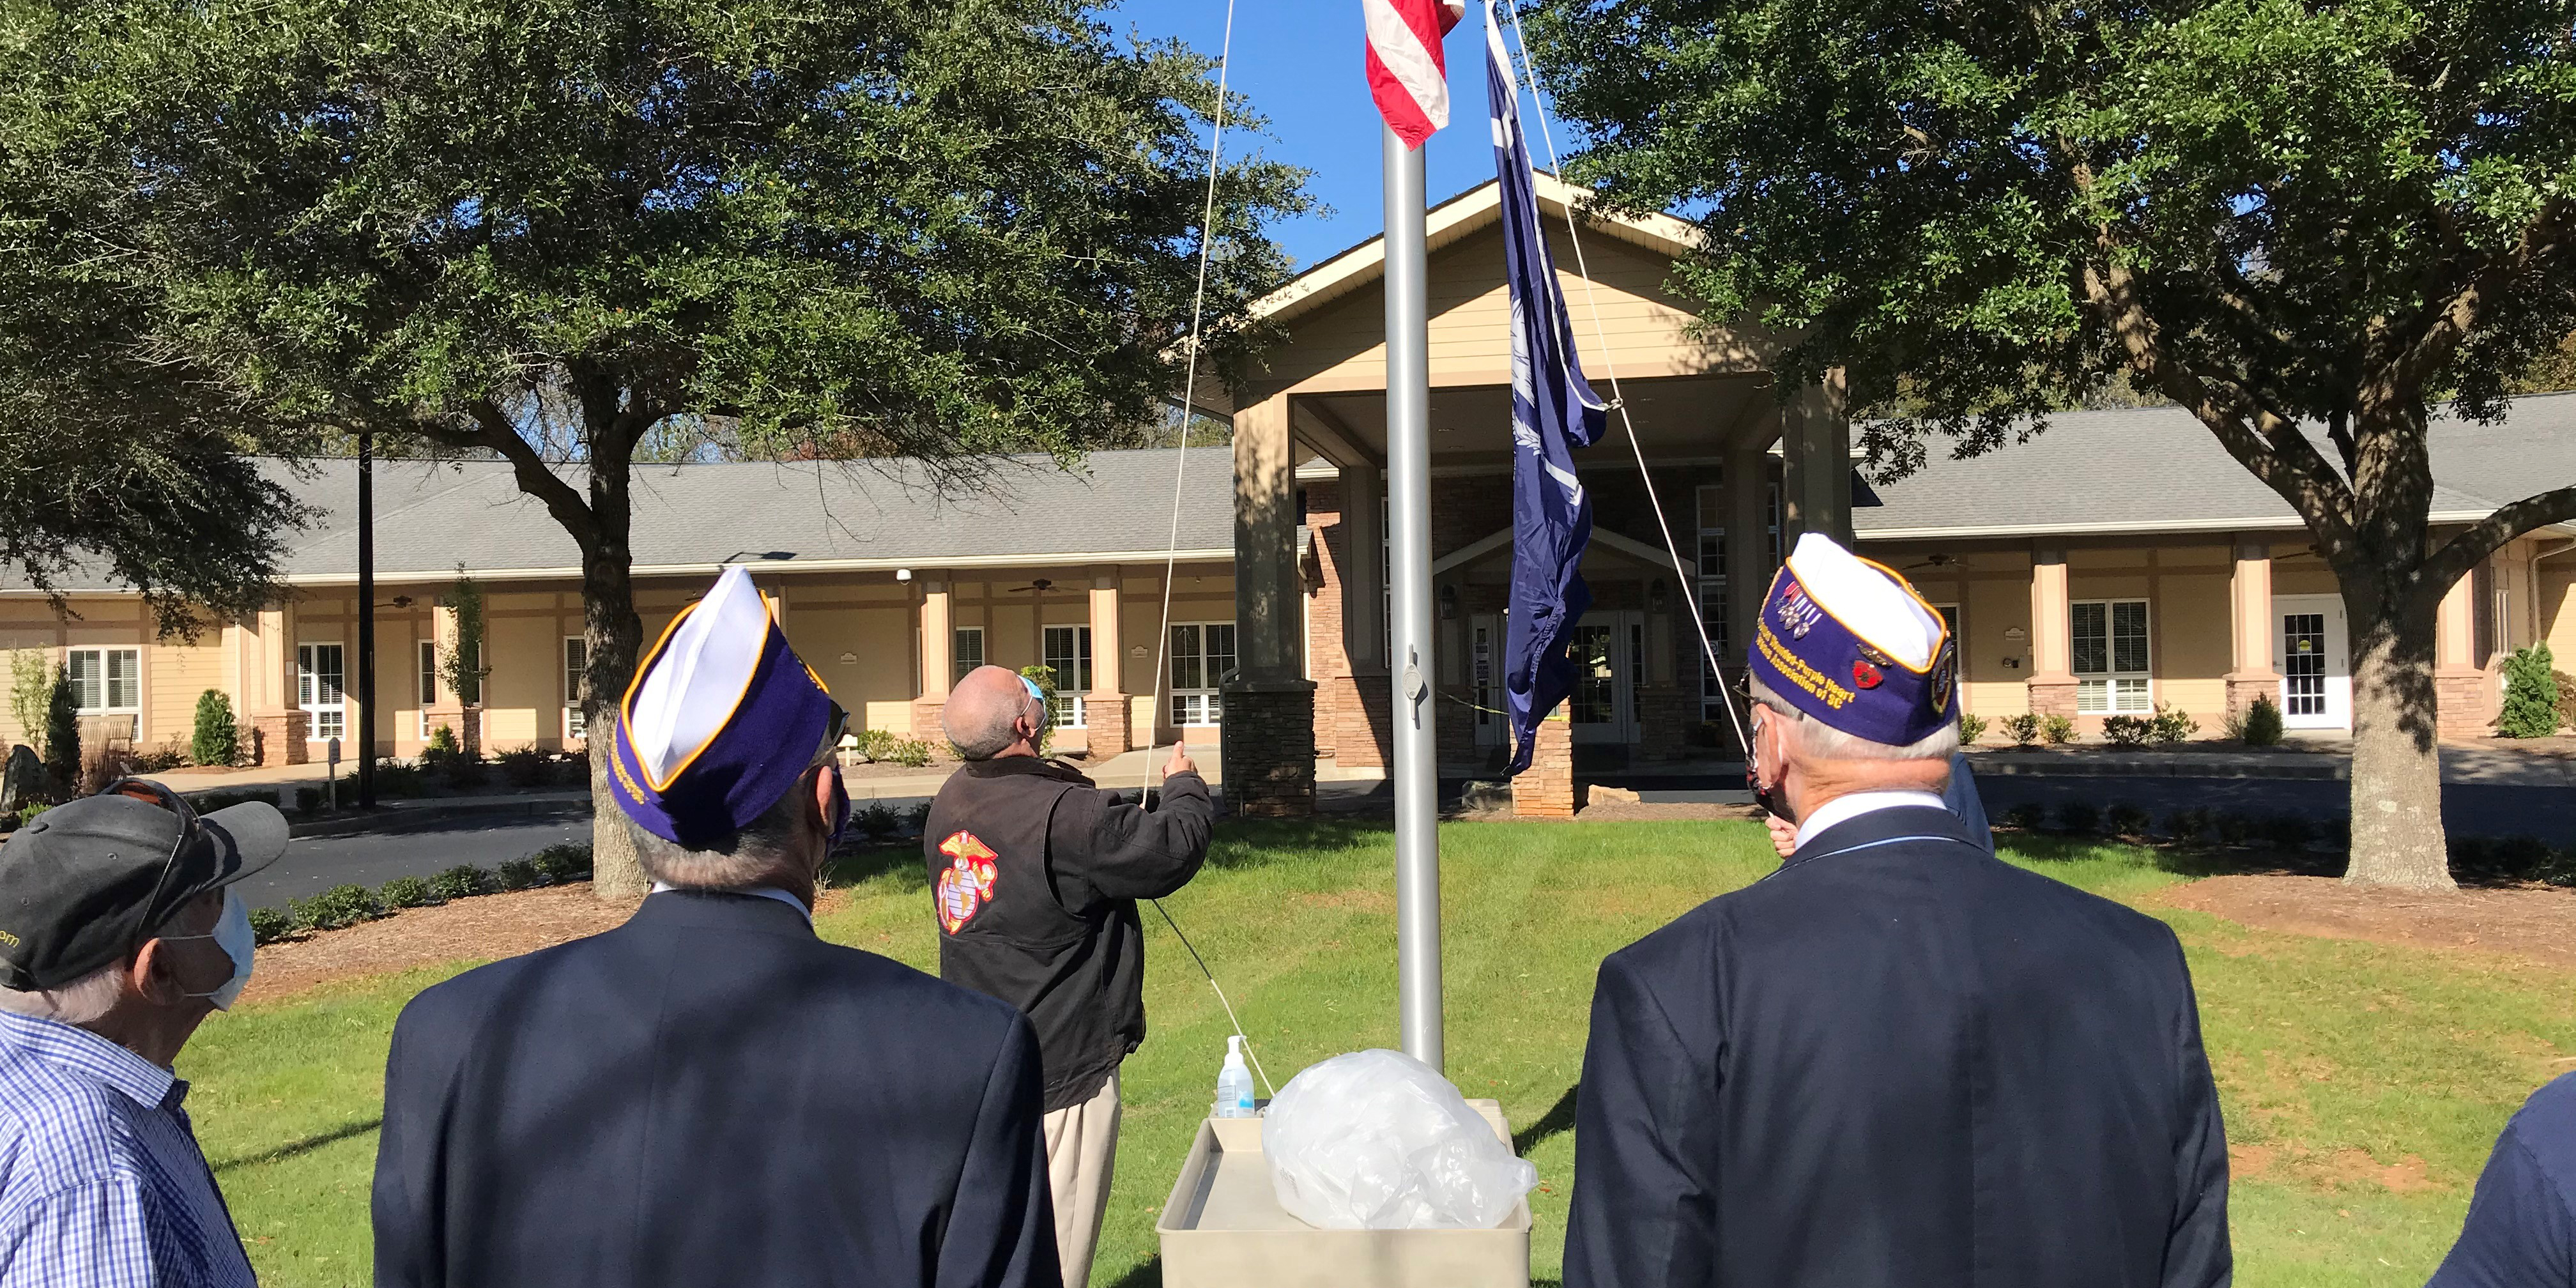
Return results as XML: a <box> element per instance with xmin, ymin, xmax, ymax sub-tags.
<box><xmin>1106</xmin><ymin>0</ymin><xmax>1547</xmax><ymax>270</ymax></box>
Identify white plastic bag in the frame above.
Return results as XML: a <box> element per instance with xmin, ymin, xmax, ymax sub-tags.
<box><xmin>1262</xmin><ymin>1048</ymin><xmax>1538</xmax><ymax>1230</ymax></box>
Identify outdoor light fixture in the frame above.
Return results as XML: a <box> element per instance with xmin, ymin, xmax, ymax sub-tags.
<box><xmin>1438</xmin><ymin>584</ymin><xmax>1459</xmax><ymax>620</ymax></box>
<box><xmin>1648</xmin><ymin>579</ymin><xmax>1669</xmax><ymax>614</ymax></box>
<box><xmin>894</xmin><ymin>568</ymin><xmax>914</xmax><ymax>582</ymax></box>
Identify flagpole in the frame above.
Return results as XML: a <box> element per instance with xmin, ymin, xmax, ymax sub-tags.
<box><xmin>1383</xmin><ymin>123</ymin><xmax>1444</xmax><ymax>1073</ymax></box>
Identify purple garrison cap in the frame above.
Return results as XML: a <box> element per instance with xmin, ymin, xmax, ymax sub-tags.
<box><xmin>1747</xmin><ymin>532</ymin><xmax>1958</xmax><ymax>747</ymax></box>
<box><xmin>610</xmin><ymin>566</ymin><xmax>836</xmax><ymax>847</ymax></box>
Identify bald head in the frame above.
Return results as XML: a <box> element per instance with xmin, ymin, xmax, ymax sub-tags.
<box><xmin>942</xmin><ymin>666</ymin><xmax>1041</xmax><ymax>760</ymax></box>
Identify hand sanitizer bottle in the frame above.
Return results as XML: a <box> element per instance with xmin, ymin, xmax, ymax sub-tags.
<box><xmin>1214</xmin><ymin>1036</ymin><xmax>1256</xmax><ymax>1119</ymax></box>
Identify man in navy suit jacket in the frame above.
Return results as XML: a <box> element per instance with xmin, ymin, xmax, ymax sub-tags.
<box><xmin>373</xmin><ymin>568</ymin><xmax>1057</xmax><ymax>1287</ymax></box>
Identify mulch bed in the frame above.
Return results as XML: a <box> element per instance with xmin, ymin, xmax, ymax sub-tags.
<box><xmin>2149</xmin><ymin>874</ymin><xmax>2576</xmax><ymax>971</ymax></box>
<box><xmin>241</xmin><ymin>883</ymin><xmax>857</xmax><ymax>1004</ymax></box>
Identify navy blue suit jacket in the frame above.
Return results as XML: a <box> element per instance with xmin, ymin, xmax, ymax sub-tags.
<box><xmin>372</xmin><ymin>890</ymin><xmax>1058</xmax><ymax>1288</ymax></box>
<box><xmin>1565</xmin><ymin>805</ymin><xmax>2230</xmax><ymax>1288</ymax></box>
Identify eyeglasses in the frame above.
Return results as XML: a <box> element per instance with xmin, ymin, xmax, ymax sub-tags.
<box><xmin>810</xmin><ymin>700</ymin><xmax>851</xmax><ymax>769</ymax></box>
<box><xmin>102</xmin><ymin>778</ymin><xmax>201</xmax><ymax>954</ymax></box>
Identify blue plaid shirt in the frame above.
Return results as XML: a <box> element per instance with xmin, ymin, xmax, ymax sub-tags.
<box><xmin>0</xmin><ymin>1008</ymin><xmax>256</xmax><ymax>1287</ymax></box>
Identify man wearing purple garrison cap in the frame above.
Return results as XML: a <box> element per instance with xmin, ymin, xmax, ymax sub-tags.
<box><xmin>1565</xmin><ymin>533</ymin><xmax>2232</xmax><ymax>1288</ymax></box>
<box><xmin>372</xmin><ymin>567</ymin><xmax>1059</xmax><ymax>1288</ymax></box>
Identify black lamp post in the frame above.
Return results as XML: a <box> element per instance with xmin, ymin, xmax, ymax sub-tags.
<box><xmin>357</xmin><ymin>430</ymin><xmax>377</xmax><ymax>809</ymax></box>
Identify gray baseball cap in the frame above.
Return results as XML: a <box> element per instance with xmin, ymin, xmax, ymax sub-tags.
<box><xmin>0</xmin><ymin>779</ymin><xmax>288</xmax><ymax>990</ymax></box>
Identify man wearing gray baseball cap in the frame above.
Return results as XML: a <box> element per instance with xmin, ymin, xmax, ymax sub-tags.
<box><xmin>0</xmin><ymin>778</ymin><xmax>288</xmax><ymax>1287</ymax></box>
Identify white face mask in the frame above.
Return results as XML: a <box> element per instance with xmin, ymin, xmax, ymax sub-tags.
<box><xmin>162</xmin><ymin>889</ymin><xmax>255</xmax><ymax>1011</ymax></box>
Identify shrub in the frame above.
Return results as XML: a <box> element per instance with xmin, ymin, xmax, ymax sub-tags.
<box><xmin>530</xmin><ymin>843</ymin><xmax>593</xmax><ymax>884</ymax></box>
<box><xmin>2497</xmin><ymin>644</ymin><xmax>2561</xmax><ymax>737</ymax></box>
<box><xmin>132</xmin><ymin>739</ymin><xmax>189</xmax><ymax>773</ymax></box>
<box><xmin>2446</xmin><ymin>834</ymin><xmax>2497</xmax><ymax>878</ymax></box>
<box><xmin>191</xmin><ymin>690</ymin><xmax>241</xmax><ymax>767</ymax></box>
<box><xmin>2053</xmin><ymin>801</ymin><xmax>2100</xmax><ymax>834</ymax></box>
<box><xmin>854</xmin><ymin>728</ymin><xmax>901</xmax><ymax>762</ymax></box>
<box><xmin>2149</xmin><ymin>703</ymin><xmax>2197</xmax><ymax>746</ymax></box>
<box><xmin>855</xmin><ymin>801</ymin><xmax>898</xmax><ymax>838</ymax></box>
<box><xmin>2490</xmin><ymin>834</ymin><xmax>2554</xmax><ymax>880</ymax></box>
<box><xmin>2319</xmin><ymin>814</ymin><xmax>2353</xmax><ymax>852</ymax></box>
<box><xmin>430</xmin><ymin>864</ymin><xmax>496</xmax><ymax>901</ymax></box>
<box><xmin>2161</xmin><ymin>807</ymin><xmax>2212</xmax><ymax>844</ymax></box>
<box><xmin>2000</xmin><ymin>802</ymin><xmax>2046</xmax><ymax>832</ymax></box>
<box><xmin>1957</xmin><ymin>712</ymin><xmax>1987</xmax><ymax>746</ymax></box>
<box><xmin>2039</xmin><ymin>714</ymin><xmax>2076</xmax><ymax>746</ymax></box>
<box><xmin>379</xmin><ymin>876</ymin><xmax>440</xmax><ymax>908</ymax></box>
<box><xmin>371</xmin><ymin>758</ymin><xmax>424</xmax><ymax>797</ymax></box>
<box><xmin>496</xmin><ymin>858</ymin><xmax>543</xmax><ymax>891</ymax></box>
<box><xmin>440</xmin><ymin>750</ymin><xmax>489</xmax><ymax>789</ymax></box>
<box><xmin>2258</xmin><ymin>814</ymin><xmax>2317</xmax><ymax>852</ymax></box>
<box><xmin>2211</xmin><ymin>812</ymin><xmax>2257</xmax><ymax>847</ymax></box>
<box><xmin>188</xmin><ymin>787</ymin><xmax>275</xmax><ymax>814</ymax></box>
<box><xmin>248</xmin><ymin>905</ymin><xmax>296</xmax><ymax>945</ymax></box>
<box><xmin>294</xmin><ymin>785</ymin><xmax>325</xmax><ymax>814</ymax></box>
<box><xmin>552</xmin><ymin>754</ymin><xmax>592</xmax><ymax>788</ymax></box>
<box><xmin>293</xmin><ymin>883</ymin><xmax>383</xmax><ymax>931</ymax></box>
<box><xmin>2104</xmin><ymin>802</ymin><xmax>2150</xmax><ymax>837</ymax></box>
<box><xmin>14</xmin><ymin>801</ymin><xmax>50</xmax><ymax>828</ymax></box>
<box><xmin>2538</xmin><ymin>848</ymin><xmax>2576</xmax><ymax>889</ymax></box>
<box><xmin>907</xmin><ymin>801</ymin><xmax>935</xmax><ymax>833</ymax></box>
<box><xmin>2002</xmin><ymin>714</ymin><xmax>2043</xmax><ymax>747</ymax></box>
<box><xmin>2557</xmin><ymin>670</ymin><xmax>2576</xmax><ymax>735</ymax></box>
<box><xmin>2100</xmin><ymin>714</ymin><xmax>2152</xmax><ymax>747</ymax></box>
<box><xmin>42</xmin><ymin>668</ymin><xmax>77</xmax><ymax>800</ymax></box>
<box><xmin>496</xmin><ymin>746</ymin><xmax>549</xmax><ymax>788</ymax></box>
<box><xmin>426</xmin><ymin>724</ymin><xmax>459</xmax><ymax>755</ymax></box>
<box><xmin>2238</xmin><ymin>696</ymin><xmax>2284</xmax><ymax>747</ymax></box>
<box><xmin>8</xmin><ymin>650</ymin><xmax>51</xmax><ymax>760</ymax></box>
<box><xmin>885</xmin><ymin>738</ymin><xmax>935</xmax><ymax>769</ymax></box>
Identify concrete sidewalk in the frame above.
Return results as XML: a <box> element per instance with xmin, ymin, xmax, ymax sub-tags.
<box><xmin>1965</xmin><ymin>742</ymin><xmax>2576</xmax><ymax>786</ymax></box>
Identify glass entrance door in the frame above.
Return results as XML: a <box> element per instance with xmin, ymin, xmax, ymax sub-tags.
<box><xmin>2273</xmin><ymin>595</ymin><xmax>2350</xmax><ymax>730</ymax></box>
<box><xmin>1569</xmin><ymin>612</ymin><xmax>1643</xmax><ymax>744</ymax></box>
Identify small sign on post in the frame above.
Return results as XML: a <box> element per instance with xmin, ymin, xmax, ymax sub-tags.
<box><xmin>326</xmin><ymin>736</ymin><xmax>342</xmax><ymax>812</ymax></box>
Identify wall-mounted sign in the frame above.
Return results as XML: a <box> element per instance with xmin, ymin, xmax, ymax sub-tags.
<box><xmin>2004</xmin><ymin>627</ymin><xmax>2028</xmax><ymax>641</ymax></box>
<box><xmin>838</xmin><ymin>652</ymin><xmax>858</xmax><ymax>665</ymax></box>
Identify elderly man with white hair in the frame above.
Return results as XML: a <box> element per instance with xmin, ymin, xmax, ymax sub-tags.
<box><xmin>1563</xmin><ymin>533</ymin><xmax>2232</xmax><ymax>1288</ymax></box>
<box><xmin>0</xmin><ymin>779</ymin><xmax>286</xmax><ymax>1288</ymax></box>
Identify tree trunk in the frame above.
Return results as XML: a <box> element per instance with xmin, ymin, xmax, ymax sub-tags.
<box><xmin>2342</xmin><ymin>578</ymin><xmax>2455</xmax><ymax>890</ymax></box>
<box><xmin>583</xmin><ymin>463</ymin><xmax>649</xmax><ymax>901</ymax></box>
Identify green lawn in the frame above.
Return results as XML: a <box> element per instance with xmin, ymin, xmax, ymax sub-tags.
<box><xmin>181</xmin><ymin>820</ymin><xmax>2576</xmax><ymax>1287</ymax></box>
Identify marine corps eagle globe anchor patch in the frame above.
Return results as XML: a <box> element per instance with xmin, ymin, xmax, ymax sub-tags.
<box><xmin>935</xmin><ymin>831</ymin><xmax>1000</xmax><ymax>934</ymax></box>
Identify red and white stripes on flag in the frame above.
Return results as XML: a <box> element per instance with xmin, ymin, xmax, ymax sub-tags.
<box><xmin>1365</xmin><ymin>0</ymin><xmax>1467</xmax><ymax>150</ymax></box>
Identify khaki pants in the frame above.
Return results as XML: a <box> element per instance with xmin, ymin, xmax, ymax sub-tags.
<box><xmin>1042</xmin><ymin>1069</ymin><xmax>1121</xmax><ymax>1288</ymax></box>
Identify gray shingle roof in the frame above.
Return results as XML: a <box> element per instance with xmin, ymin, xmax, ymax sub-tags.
<box><xmin>1855</xmin><ymin>392</ymin><xmax>2576</xmax><ymax>539</ymax></box>
<box><xmin>10</xmin><ymin>450</ymin><xmax>1233</xmax><ymax>590</ymax></box>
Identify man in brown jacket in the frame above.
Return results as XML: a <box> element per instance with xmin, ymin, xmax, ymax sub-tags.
<box><xmin>926</xmin><ymin>665</ymin><xmax>1213</xmax><ymax>1288</ymax></box>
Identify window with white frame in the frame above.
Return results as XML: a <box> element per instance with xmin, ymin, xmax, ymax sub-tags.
<box><xmin>1691</xmin><ymin>476</ymin><xmax>1782</xmax><ymax>722</ymax></box>
<box><xmin>63</xmin><ymin>648</ymin><xmax>141</xmax><ymax>714</ymax></box>
<box><xmin>298</xmin><ymin>643</ymin><xmax>347</xmax><ymax>741</ymax></box>
<box><xmin>564</xmin><ymin>636</ymin><xmax>589</xmax><ymax>739</ymax></box>
<box><xmin>1169</xmin><ymin>623</ymin><xmax>1235</xmax><ymax>726</ymax></box>
<box><xmin>1042</xmin><ymin>625</ymin><xmax>1090</xmax><ymax>728</ymax></box>
<box><xmin>953</xmin><ymin>627</ymin><xmax>985</xmax><ymax>681</ymax></box>
<box><xmin>2071</xmin><ymin>599</ymin><xmax>2150</xmax><ymax>714</ymax></box>
<box><xmin>417</xmin><ymin>639</ymin><xmax>438</xmax><ymax>739</ymax></box>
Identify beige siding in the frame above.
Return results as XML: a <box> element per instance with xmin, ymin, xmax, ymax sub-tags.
<box><xmin>148</xmin><ymin>638</ymin><xmax>229</xmax><ymax>749</ymax></box>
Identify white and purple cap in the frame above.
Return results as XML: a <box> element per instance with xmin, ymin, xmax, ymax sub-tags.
<box><xmin>610</xmin><ymin>566</ymin><xmax>839</xmax><ymax>846</ymax></box>
<box><xmin>1747</xmin><ymin>532</ymin><xmax>1958</xmax><ymax>746</ymax></box>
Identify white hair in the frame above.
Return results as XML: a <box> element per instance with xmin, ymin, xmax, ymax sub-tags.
<box><xmin>0</xmin><ymin>961</ymin><xmax>131</xmax><ymax>1026</ymax></box>
<box><xmin>1749</xmin><ymin>677</ymin><xmax>1960</xmax><ymax>763</ymax></box>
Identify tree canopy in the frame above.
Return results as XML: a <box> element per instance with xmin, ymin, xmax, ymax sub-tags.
<box><xmin>1526</xmin><ymin>0</ymin><xmax>2575</xmax><ymax>887</ymax></box>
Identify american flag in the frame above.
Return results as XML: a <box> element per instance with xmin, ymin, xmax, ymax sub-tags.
<box><xmin>1364</xmin><ymin>0</ymin><xmax>1467</xmax><ymax>149</ymax></box>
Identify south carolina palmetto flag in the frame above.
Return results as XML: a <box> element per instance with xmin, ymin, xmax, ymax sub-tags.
<box><xmin>1365</xmin><ymin>0</ymin><xmax>1468</xmax><ymax>148</ymax></box>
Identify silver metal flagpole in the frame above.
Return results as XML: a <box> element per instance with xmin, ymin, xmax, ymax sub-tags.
<box><xmin>1383</xmin><ymin>123</ymin><xmax>1443</xmax><ymax>1072</ymax></box>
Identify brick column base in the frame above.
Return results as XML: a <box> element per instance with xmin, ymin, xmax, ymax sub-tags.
<box><xmin>1514</xmin><ymin>710</ymin><xmax>1575</xmax><ymax>818</ymax></box>
<box><xmin>2436</xmin><ymin>669</ymin><xmax>2494</xmax><ymax>740</ymax></box>
<box><xmin>2025</xmin><ymin>678</ymin><xmax>2079</xmax><ymax>719</ymax></box>
<box><xmin>1220</xmin><ymin>680</ymin><xmax>1316</xmax><ymax>817</ymax></box>
<box><xmin>252</xmin><ymin>710</ymin><xmax>311</xmax><ymax>767</ymax></box>
<box><xmin>2223</xmin><ymin>673</ymin><xmax>2280</xmax><ymax>717</ymax></box>
<box><xmin>1084</xmin><ymin>692</ymin><xmax>1131</xmax><ymax>761</ymax></box>
<box><xmin>910</xmin><ymin>699</ymin><xmax>945</xmax><ymax>747</ymax></box>
<box><xmin>423</xmin><ymin>705</ymin><xmax>483</xmax><ymax>758</ymax></box>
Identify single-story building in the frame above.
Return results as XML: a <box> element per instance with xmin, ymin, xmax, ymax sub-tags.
<box><xmin>5</xmin><ymin>176</ymin><xmax>2571</xmax><ymax>820</ymax></box>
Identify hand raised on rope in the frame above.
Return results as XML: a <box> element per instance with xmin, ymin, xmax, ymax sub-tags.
<box><xmin>1163</xmin><ymin>739</ymin><xmax>1196</xmax><ymax>781</ymax></box>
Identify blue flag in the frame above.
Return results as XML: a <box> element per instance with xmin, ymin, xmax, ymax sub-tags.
<box><xmin>1488</xmin><ymin>3</ymin><xmax>1607</xmax><ymax>775</ymax></box>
